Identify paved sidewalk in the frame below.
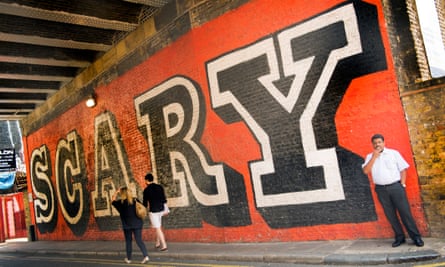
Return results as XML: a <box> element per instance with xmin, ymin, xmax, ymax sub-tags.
<box><xmin>0</xmin><ymin>238</ymin><xmax>443</xmax><ymax>265</ymax></box>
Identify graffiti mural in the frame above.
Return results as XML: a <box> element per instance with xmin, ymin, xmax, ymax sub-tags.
<box><xmin>206</xmin><ymin>1</ymin><xmax>383</xmax><ymax>227</ymax></box>
<box><xmin>54</xmin><ymin>131</ymin><xmax>90</xmax><ymax>236</ymax></box>
<box><xmin>26</xmin><ymin>0</ymin><xmax>426</xmax><ymax>241</ymax></box>
<box><xmin>91</xmin><ymin>111</ymin><xmax>143</xmax><ymax>231</ymax></box>
<box><xmin>135</xmin><ymin>76</ymin><xmax>251</xmax><ymax>227</ymax></box>
<box><xmin>30</xmin><ymin>145</ymin><xmax>57</xmax><ymax>233</ymax></box>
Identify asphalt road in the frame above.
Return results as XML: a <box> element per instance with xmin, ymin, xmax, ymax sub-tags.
<box><xmin>1</xmin><ymin>252</ymin><xmax>444</xmax><ymax>267</ymax></box>
<box><xmin>0</xmin><ymin>253</ymin><xmax>255</xmax><ymax>267</ymax></box>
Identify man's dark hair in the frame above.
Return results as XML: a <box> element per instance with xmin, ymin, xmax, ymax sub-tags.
<box><xmin>145</xmin><ymin>173</ymin><xmax>154</xmax><ymax>182</ymax></box>
<box><xmin>371</xmin><ymin>133</ymin><xmax>384</xmax><ymax>142</ymax></box>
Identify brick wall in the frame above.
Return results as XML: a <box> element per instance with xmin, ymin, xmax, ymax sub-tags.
<box><xmin>387</xmin><ymin>0</ymin><xmax>445</xmax><ymax>238</ymax></box>
<box><xmin>22</xmin><ymin>0</ymin><xmax>437</xmax><ymax>242</ymax></box>
<box><xmin>406</xmin><ymin>0</ymin><xmax>431</xmax><ymax>80</ymax></box>
<box><xmin>436</xmin><ymin>0</ymin><xmax>445</xmax><ymax>48</ymax></box>
<box><xmin>401</xmin><ymin>80</ymin><xmax>445</xmax><ymax>238</ymax></box>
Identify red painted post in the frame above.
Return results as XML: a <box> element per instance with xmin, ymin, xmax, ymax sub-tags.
<box><xmin>0</xmin><ymin>196</ymin><xmax>5</xmax><ymax>243</ymax></box>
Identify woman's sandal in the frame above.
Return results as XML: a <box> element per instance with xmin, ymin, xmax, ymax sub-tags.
<box><xmin>159</xmin><ymin>247</ymin><xmax>168</xmax><ymax>252</ymax></box>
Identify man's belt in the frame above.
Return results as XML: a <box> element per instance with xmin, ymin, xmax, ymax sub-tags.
<box><xmin>375</xmin><ymin>181</ymin><xmax>400</xmax><ymax>187</ymax></box>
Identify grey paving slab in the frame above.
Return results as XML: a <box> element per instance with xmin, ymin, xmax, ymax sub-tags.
<box><xmin>0</xmin><ymin>237</ymin><xmax>442</xmax><ymax>265</ymax></box>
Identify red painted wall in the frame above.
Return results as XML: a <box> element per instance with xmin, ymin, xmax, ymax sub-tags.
<box><xmin>24</xmin><ymin>0</ymin><xmax>428</xmax><ymax>242</ymax></box>
<box><xmin>0</xmin><ymin>193</ymin><xmax>27</xmax><ymax>240</ymax></box>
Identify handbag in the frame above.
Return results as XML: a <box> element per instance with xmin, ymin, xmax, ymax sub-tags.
<box><xmin>135</xmin><ymin>200</ymin><xmax>147</xmax><ymax>219</ymax></box>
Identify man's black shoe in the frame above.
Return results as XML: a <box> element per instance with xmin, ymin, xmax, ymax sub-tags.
<box><xmin>392</xmin><ymin>239</ymin><xmax>405</xmax><ymax>247</ymax></box>
<box><xmin>413</xmin><ymin>237</ymin><xmax>424</xmax><ymax>247</ymax></box>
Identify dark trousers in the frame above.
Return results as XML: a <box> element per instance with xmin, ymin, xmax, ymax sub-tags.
<box><xmin>375</xmin><ymin>182</ymin><xmax>421</xmax><ymax>241</ymax></box>
<box><xmin>123</xmin><ymin>228</ymin><xmax>148</xmax><ymax>259</ymax></box>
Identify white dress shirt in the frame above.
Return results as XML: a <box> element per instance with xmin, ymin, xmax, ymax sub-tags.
<box><xmin>363</xmin><ymin>148</ymin><xmax>409</xmax><ymax>185</ymax></box>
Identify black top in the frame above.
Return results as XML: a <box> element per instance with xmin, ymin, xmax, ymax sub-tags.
<box><xmin>111</xmin><ymin>198</ymin><xmax>143</xmax><ymax>229</ymax></box>
<box><xmin>143</xmin><ymin>183</ymin><xmax>167</xmax><ymax>212</ymax></box>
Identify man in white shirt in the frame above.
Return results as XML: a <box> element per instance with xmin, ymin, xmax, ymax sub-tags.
<box><xmin>362</xmin><ymin>134</ymin><xmax>423</xmax><ymax>247</ymax></box>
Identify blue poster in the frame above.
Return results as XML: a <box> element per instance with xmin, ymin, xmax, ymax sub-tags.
<box><xmin>0</xmin><ymin>171</ymin><xmax>15</xmax><ymax>190</ymax></box>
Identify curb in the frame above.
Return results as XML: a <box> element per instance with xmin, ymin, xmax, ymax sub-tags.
<box><xmin>0</xmin><ymin>240</ymin><xmax>442</xmax><ymax>266</ymax></box>
<box><xmin>2</xmin><ymin>248</ymin><xmax>439</xmax><ymax>265</ymax></box>
<box><xmin>324</xmin><ymin>250</ymin><xmax>441</xmax><ymax>265</ymax></box>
